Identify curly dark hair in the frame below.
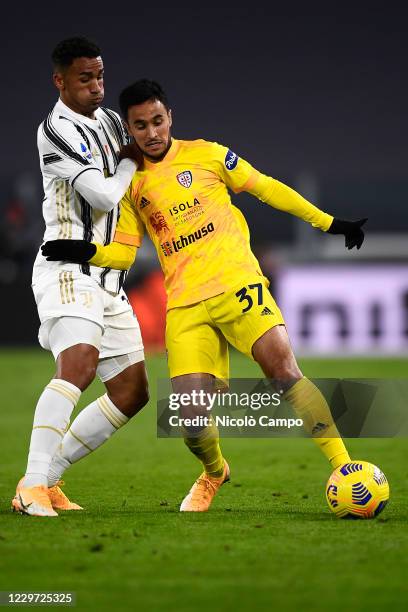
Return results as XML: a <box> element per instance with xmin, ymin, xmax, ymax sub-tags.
<box><xmin>119</xmin><ymin>79</ymin><xmax>169</xmax><ymax>119</ymax></box>
<box><xmin>52</xmin><ymin>36</ymin><xmax>101</xmax><ymax>70</ymax></box>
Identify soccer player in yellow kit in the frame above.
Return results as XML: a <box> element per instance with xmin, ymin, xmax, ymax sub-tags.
<box><xmin>43</xmin><ymin>80</ymin><xmax>367</xmax><ymax>512</ymax></box>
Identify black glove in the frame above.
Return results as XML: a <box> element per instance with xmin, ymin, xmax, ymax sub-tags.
<box><xmin>41</xmin><ymin>240</ymin><xmax>97</xmax><ymax>263</ymax></box>
<box><xmin>327</xmin><ymin>218</ymin><xmax>367</xmax><ymax>250</ymax></box>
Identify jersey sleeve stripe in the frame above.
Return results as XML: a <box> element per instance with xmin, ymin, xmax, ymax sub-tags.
<box><xmin>43</xmin><ymin>153</ymin><xmax>63</xmax><ymax>165</ymax></box>
<box><xmin>42</xmin><ymin>112</ymin><xmax>90</xmax><ymax>166</ymax></box>
<box><xmin>114</xmin><ymin>230</ymin><xmax>141</xmax><ymax>246</ymax></box>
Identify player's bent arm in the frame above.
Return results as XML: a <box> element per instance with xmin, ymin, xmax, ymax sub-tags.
<box><xmin>89</xmin><ymin>241</ymin><xmax>137</xmax><ymax>270</ymax></box>
<box><xmin>41</xmin><ymin>184</ymin><xmax>145</xmax><ymax>266</ymax></box>
<box><xmin>246</xmin><ymin>173</ymin><xmax>333</xmax><ymax>231</ymax></box>
<box><xmin>41</xmin><ymin>239</ymin><xmax>136</xmax><ymax>270</ymax></box>
<box><xmin>71</xmin><ymin>159</ymin><xmax>137</xmax><ymax>213</ymax></box>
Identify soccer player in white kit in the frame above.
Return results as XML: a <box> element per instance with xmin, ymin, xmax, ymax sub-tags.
<box><xmin>12</xmin><ymin>37</ymin><xmax>149</xmax><ymax>517</ymax></box>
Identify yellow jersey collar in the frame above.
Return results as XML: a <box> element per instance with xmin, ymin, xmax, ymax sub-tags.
<box><xmin>143</xmin><ymin>138</ymin><xmax>180</xmax><ymax>169</ymax></box>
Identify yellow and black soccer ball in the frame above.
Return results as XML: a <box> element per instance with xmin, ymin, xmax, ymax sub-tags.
<box><xmin>326</xmin><ymin>461</ymin><xmax>389</xmax><ymax>519</ymax></box>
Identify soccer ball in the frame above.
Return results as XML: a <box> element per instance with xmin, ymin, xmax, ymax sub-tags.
<box><xmin>325</xmin><ymin>461</ymin><xmax>389</xmax><ymax>519</ymax></box>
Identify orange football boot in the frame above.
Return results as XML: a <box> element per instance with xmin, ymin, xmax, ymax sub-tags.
<box><xmin>180</xmin><ymin>460</ymin><xmax>230</xmax><ymax>512</ymax></box>
<box><xmin>13</xmin><ymin>477</ymin><xmax>82</xmax><ymax>512</ymax></box>
<box><xmin>12</xmin><ymin>485</ymin><xmax>58</xmax><ymax>517</ymax></box>
<box><xmin>48</xmin><ymin>481</ymin><xmax>83</xmax><ymax>511</ymax></box>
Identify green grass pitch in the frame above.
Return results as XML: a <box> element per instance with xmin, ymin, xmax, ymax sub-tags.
<box><xmin>1</xmin><ymin>349</ymin><xmax>407</xmax><ymax>611</ymax></box>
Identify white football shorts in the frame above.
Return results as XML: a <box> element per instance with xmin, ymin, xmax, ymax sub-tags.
<box><xmin>32</xmin><ymin>267</ymin><xmax>144</xmax><ymax>364</ymax></box>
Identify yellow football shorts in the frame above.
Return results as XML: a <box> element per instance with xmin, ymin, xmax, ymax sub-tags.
<box><xmin>166</xmin><ymin>276</ymin><xmax>285</xmax><ymax>380</ymax></box>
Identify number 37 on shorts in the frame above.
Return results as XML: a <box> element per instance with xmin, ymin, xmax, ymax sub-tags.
<box><xmin>235</xmin><ymin>282</ymin><xmax>265</xmax><ymax>313</ymax></box>
<box><xmin>233</xmin><ymin>278</ymin><xmax>285</xmax><ymax>326</ymax></box>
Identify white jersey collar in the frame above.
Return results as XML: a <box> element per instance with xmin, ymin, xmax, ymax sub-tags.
<box><xmin>55</xmin><ymin>98</ymin><xmax>102</xmax><ymax>128</ymax></box>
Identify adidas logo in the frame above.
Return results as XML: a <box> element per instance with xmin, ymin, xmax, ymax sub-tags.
<box><xmin>140</xmin><ymin>196</ymin><xmax>150</xmax><ymax>209</ymax></box>
<box><xmin>312</xmin><ymin>422</ymin><xmax>328</xmax><ymax>434</ymax></box>
<box><xmin>261</xmin><ymin>306</ymin><xmax>273</xmax><ymax>316</ymax></box>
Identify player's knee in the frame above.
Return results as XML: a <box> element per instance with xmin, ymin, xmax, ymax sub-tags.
<box><xmin>71</xmin><ymin>356</ymin><xmax>98</xmax><ymax>389</ymax></box>
<box><xmin>275</xmin><ymin>362</ymin><xmax>303</xmax><ymax>381</ymax></box>
<box><xmin>81</xmin><ymin>365</ymin><xmax>98</xmax><ymax>388</ymax></box>
<box><xmin>268</xmin><ymin>354</ymin><xmax>303</xmax><ymax>382</ymax></box>
<box><xmin>110</xmin><ymin>383</ymin><xmax>150</xmax><ymax>418</ymax></box>
<box><xmin>67</xmin><ymin>362</ymin><xmax>97</xmax><ymax>390</ymax></box>
<box><xmin>57</xmin><ymin>344</ymin><xmax>98</xmax><ymax>390</ymax></box>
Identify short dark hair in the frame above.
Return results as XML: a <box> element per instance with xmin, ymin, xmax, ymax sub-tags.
<box><xmin>52</xmin><ymin>36</ymin><xmax>101</xmax><ymax>70</ymax></box>
<box><xmin>119</xmin><ymin>79</ymin><xmax>169</xmax><ymax>119</ymax></box>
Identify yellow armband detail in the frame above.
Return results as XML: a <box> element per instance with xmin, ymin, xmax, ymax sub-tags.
<box><xmin>89</xmin><ymin>242</ymin><xmax>137</xmax><ymax>271</ymax></box>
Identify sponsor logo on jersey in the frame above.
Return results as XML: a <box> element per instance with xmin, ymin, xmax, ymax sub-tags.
<box><xmin>80</xmin><ymin>142</ymin><xmax>92</xmax><ymax>160</ymax></box>
<box><xmin>161</xmin><ymin>241</ymin><xmax>173</xmax><ymax>256</ymax></box>
<box><xmin>225</xmin><ymin>149</ymin><xmax>238</xmax><ymax>170</ymax></box>
<box><xmin>140</xmin><ymin>196</ymin><xmax>151</xmax><ymax>209</ymax></box>
<box><xmin>149</xmin><ymin>211</ymin><xmax>169</xmax><ymax>236</ymax></box>
<box><xmin>160</xmin><ymin>222</ymin><xmax>215</xmax><ymax>256</ymax></box>
<box><xmin>169</xmin><ymin>198</ymin><xmax>201</xmax><ymax>216</ymax></box>
<box><xmin>177</xmin><ymin>170</ymin><xmax>193</xmax><ymax>188</ymax></box>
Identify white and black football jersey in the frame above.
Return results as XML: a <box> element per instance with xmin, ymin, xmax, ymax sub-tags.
<box><xmin>34</xmin><ymin>98</ymin><xmax>130</xmax><ymax>293</ymax></box>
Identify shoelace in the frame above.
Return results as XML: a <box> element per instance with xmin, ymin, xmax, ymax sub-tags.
<box><xmin>191</xmin><ymin>476</ymin><xmax>217</xmax><ymax>500</ymax></box>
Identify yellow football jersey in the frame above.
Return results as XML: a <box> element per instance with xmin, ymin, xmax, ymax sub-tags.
<box><xmin>114</xmin><ymin>138</ymin><xmax>333</xmax><ymax>308</ymax></box>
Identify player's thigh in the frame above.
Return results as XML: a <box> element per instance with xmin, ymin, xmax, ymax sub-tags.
<box><xmin>36</xmin><ymin>316</ymin><xmax>102</xmax><ymax>390</ymax></box>
<box><xmin>97</xmin><ymin>288</ymin><xmax>144</xmax><ymax>365</ymax></box>
<box><xmin>208</xmin><ymin>277</ymin><xmax>285</xmax><ymax>360</ymax></box>
<box><xmin>166</xmin><ymin>302</ymin><xmax>229</xmax><ymax>382</ymax></box>
<box><xmin>96</xmin><ymin>291</ymin><xmax>147</xmax><ymax>415</ymax></box>
<box><xmin>252</xmin><ymin>325</ymin><xmax>302</xmax><ymax>382</ymax></box>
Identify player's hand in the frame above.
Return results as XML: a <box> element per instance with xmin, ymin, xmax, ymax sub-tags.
<box><xmin>41</xmin><ymin>240</ymin><xmax>97</xmax><ymax>263</ymax></box>
<box><xmin>327</xmin><ymin>218</ymin><xmax>367</xmax><ymax>250</ymax></box>
<box><xmin>118</xmin><ymin>143</ymin><xmax>144</xmax><ymax>168</ymax></box>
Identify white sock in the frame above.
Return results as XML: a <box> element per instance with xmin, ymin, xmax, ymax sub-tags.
<box><xmin>47</xmin><ymin>393</ymin><xmax>129</xmax><ymax>486</ymax></box>
<box><xmin>24</xmin><ymin>379</ymin><xmax>81</xmax><ymax>488</ymax></box>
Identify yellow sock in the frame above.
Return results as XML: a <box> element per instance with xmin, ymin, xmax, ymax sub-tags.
<box><xmin>183</xmin><ymin>420</ymin><xmax>225</xmax><ymax>477</ymax></box>
<box><xmin>283</xmin><ymin>377</ymin><xmax>350</xmax><ymax>469</ymax></box>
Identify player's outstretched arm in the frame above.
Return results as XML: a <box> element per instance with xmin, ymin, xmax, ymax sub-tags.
<box><xmin>247</xmin><ymin>174</ymin><xmax>367</xmax><ymax>250</ymax></box>
<box><xmin>41</xmin><ymin>240</ymin><xmax>136</xmax><ymax>270</ymax></box>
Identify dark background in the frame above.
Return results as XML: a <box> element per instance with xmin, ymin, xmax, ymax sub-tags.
<box><xmin>1</xmin><ymin>6</ymin><xmax>406</xmax><ymax>183</ymax></box>
<box><xmin>1</xmin><ymin>4</ymin><xmax>407</xmax><ymax>344</ymax></box>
